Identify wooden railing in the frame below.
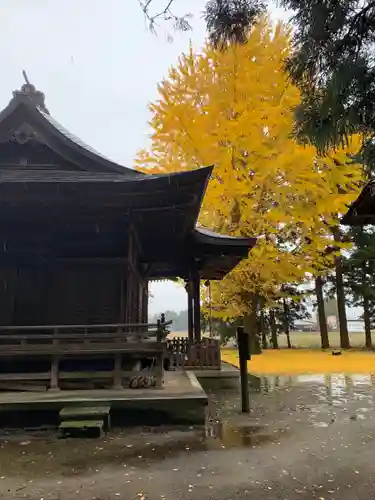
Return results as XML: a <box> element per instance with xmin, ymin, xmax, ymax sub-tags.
<box><xmin>0</xmin><ymin>321</ymin><xmax>170</xmax><ymax>340</ymax></box>
<box><xmin>0</xmin><ymin>322</ymin><xmax>171</xmax><ymax>392</ymax></box>
<box><xmin>167</xmin><ymin>337</ymin><xmax>221</xmax><ymax>370</ymax></box>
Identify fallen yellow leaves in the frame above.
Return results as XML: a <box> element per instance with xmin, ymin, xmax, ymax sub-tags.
<box><xmin>221</xmin><ymin>348</ymin><xmax>375</xmax><ymax>375</ymax></box>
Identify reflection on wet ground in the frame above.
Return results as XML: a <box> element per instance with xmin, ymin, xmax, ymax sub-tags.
<box><xmin>0</xmin><ymin>373</ymin><xmax>374</xmax><ymax>479</ymax></box>
<box><xmin>257</xmin><ymin>373</ymin><xmax>375</xmax><ymax>427</ymax></box>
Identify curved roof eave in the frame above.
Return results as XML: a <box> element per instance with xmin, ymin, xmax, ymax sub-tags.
<box><xmin>341</xmin><ymin>182</ymin><xmax>374</xmax><ymax>225</ymax></box>
<box><xmin>0</xmin><ymin>164</ymin><xmax>214</xmax><ymax>192</ymax></box>
<box><xmin>194</xmin><ymin>226</ymin><xmax>257</xmax><ymax>249</ymax></box>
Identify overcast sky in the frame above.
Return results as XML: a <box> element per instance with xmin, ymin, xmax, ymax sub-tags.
<box><xmin>0</xmin><ymin>1</ymin><xmax>293</xmax><ymax>315</ymax></box>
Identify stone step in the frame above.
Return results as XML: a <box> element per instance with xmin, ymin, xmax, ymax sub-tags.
<box><xmin>59</xmin><ymin>404</ymin><xmax>111</xmax><ymax>436</ymax></box>
<box><xmin>59</xmin><ymin>405</ymin><xmax>110</xmax><ymax>419</ymax></box>
<box><xmin>59</xmin><ymin>419</ymin><xmax>104</xmax><ymax>438</ymax></box>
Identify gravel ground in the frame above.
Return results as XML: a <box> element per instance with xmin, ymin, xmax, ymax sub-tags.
<box><xmin>0</xmin><ymin>374</ymin><xmax>374</xmax><ymax>499</ymax></box>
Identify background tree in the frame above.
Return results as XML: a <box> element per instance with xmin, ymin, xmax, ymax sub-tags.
<box><xmin>138</xmin><ymin>0</ymin><xmax>192</xmax><ymax>32</ymax></box>
<box><xmin>324</xmin><ymin>297</ymin><xmax>338</xmax><ymax>318</ymax></box>
<box><xmin>279</xmin><ymin>0</ymin><xmax>375</xmax><ymax>169</ymax></box>
<box><xmin>138</xmin><ymin>0</ymin><xmax>265</xmax><ymax>38</ymax></box>
<box><xmin>204</xmin><ymin>0</ymin><xmax>265</xmax><ymax>47</ymax></box>
<box><xmin>268</xmin><ymin>286</ymin><xmax>311</xmax><ymax>348</ymax></box>
<box><xmin>315</xmin><ymin>275</ymin><xmax>329</xmax><ymax>349</ymax></box>
<box><xmin>343</xmin><ymin>226</ymin><xmax>375</xmax><ymax>348</ymax></box>
<box><xmin>136</xmin><ymin>18</ymin><xmax>362</xmax><ymax>326</ymax></box>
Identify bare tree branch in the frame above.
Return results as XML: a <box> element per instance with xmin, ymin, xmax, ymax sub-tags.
<box><xmin>138</xmin><ymin>0</ymin><xmax>192</xmax><ymax>33</ymax></box>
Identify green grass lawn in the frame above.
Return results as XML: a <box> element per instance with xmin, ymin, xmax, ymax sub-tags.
<box><xmin>279</xmin><ymin>331</ymin><xmax>368</xmax><ymax>349</ymax></box>
<box><xmin>170</xmin><ymin>329</ymin><xmax>370</xmax><ymax>349</ymax></box>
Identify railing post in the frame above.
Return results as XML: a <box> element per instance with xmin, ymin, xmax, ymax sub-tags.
<box><xmin>157</xmin><ymin>319</ymin><xmax>162</xmax><ymax>342</ymax></box>
<box><xmin>50</xmin><ymin>327</ymin><xmax>60</xmax><ymax>391</ymax></box>
<box><xmin>113</xmin><ymin>354</ymin><xmax>123</xmax><ymax>389</ymax></box>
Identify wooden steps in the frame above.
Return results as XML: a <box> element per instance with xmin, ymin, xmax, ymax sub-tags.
<box><xmin>59</xmin><ymin>404</ymin><xmax>111</xmax><ymax>437</ymax></box>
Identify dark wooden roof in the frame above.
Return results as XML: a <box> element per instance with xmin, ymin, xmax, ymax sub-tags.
<box><xmin>147</xmin><ymin>228</ymin><xmax>256</xmax><ymax>280</ymax></box>
<box><xmin>0</xmin><ymin>81</ymin><xmax>257</xmax><ymax>279</ymax></box>
<box><xmin>0</xmin><ymin>82</ymin><xmax>144</xmax><ymax>175</ymax></box>
<box><xmin>341</xmin><ymin>182</ymin><xmax>375</xmax><ymax>225</ymax></box>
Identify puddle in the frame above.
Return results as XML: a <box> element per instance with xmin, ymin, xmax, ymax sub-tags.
<box><xmin>205</xmin><ymin>420</ymin><xmax>282</xmax><ymax>448</ymax></box>
<box><xmin>0</xmin><ymin>419</ymin><xmax>282</xmax><ymax>478</ymax></box>
<box><xmin>253</xmin><ymin>373</ymin><xmax>375</xmax><ymax>429</ymax></box>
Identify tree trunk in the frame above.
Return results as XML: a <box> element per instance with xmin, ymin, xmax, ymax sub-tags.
<box><xmin>334</xmin><ymin>230</ymin><xmax>350</xmax><ymax>349</ymax></box>
<box><xmin>363</xmin><ymin>294</ymin><xmax>372</xmax><ymax>349</ymax></box>
<box><xmin>315</xmin><ymin>276</ymin><xmax>330</xmax><ymax>349</ymax></box>
<box><xmin>243</xmin><ymin>294</ymin><xmax>260</xmax><ymax>354</ymax></box>
<box><xmin>270</xmin><ymin>309</ymin><xmax>279</xmax><ymax>349</ymax></box>
<box><xmin>260</xmin><ymin>308</ymin><xmax>268</xmax><ymax>349</ymax></box>
<box><xmin>282</xmin><ymin>298</ymin><xmax>292</xmax><ymax>348</ymax></box>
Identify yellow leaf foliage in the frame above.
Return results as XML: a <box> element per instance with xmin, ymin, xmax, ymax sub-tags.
<box><xmin>136</xmin><ymin>17</ymin><xmax>364</xmax><ymax>320</ymax></box>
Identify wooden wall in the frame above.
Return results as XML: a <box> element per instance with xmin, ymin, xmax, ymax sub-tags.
<box><xmin>0</xmin><ymin>263</ymin><xmax>131</xmax><ymax>326</ymax></box>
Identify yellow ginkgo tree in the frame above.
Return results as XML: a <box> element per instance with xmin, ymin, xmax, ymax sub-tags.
<box><xmin>136</xmin><ymin>17</ymin><xmax>363</xmax><ymax>323</ymax></box>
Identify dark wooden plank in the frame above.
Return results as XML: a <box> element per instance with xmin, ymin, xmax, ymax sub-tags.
<box><xmin>0</xmin><ymin>372</ymin><xmax>50</xmax><ymax>380</ymax></box>
<box><xmin>0</xmin><ymin>331</ymin><xmax>159</xmax><ymax>341</ymax></box>
<box><xmin>60</xmin><ymin>406</ymin><xmax>110</xmax><ymax>418</ymax></box>
<box><xmin>0</xmin><ymin>344</ymin><xmax>166</xmax><ymax>357</ymax></box>
<box><xmin>0</xmin><ymin>322</ymin><xmax>161</xmax><ymax>331</ymax></box>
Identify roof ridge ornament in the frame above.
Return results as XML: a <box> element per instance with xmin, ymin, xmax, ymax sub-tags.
<box><xmin>12</xmin><ymin>70</ymin><xmax>50</xmax><ymax>115</ymax></box>
<box><xmin>22</xmin><ymin>70</ymin><xmax>30</xmax><ymax>85</ymax></box>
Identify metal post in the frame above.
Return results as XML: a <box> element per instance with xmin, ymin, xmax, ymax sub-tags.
<box><xmin>237</xmin><ymin>326</ymin><xmax>250</xmax><ymax>413</ymax></box>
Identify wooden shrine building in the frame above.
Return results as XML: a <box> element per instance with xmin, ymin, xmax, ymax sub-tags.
<box><xmin>342</xmin><ymin>182</ymin><xmax>375</xmax><ymax>226</ymax></box>
<box><xmin>0</xmin><ymin>80</ymin><xmax>256</xmax><ymax>393</ymax></box>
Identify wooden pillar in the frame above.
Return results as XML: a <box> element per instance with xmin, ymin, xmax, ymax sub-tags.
<box><xmin>113</xmin><ymin>327</ymin><xmax>124</xmax><ymax>389</ymax></box>
<box><xmin>191</xmin><ymin>268</ymin><xmax>201</xmax><ymax>342</ymax></box>
<box><xmin>124</xmin><ymin>225</ymin><xmax>136</xmax><ymax>324</ymax></box>
<box><xmin>186</xmin><ymin>280</ymin><xmax>194</xmax><ymax>343</ymax></box>
<box><xmin>141</xmin><ymin>280</ymin><xmax>149</xmax><ymax>323</ymax></box>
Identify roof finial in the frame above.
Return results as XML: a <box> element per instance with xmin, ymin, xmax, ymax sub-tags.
<box><xmin>22</xmin><ymin>70</ymin><xmax>30</xmax><ymax>85</ymax></box>
<box><xmin>12</xmin><ymin>71</ymin><xmax>49</xmax><ymax>114</ymax></box>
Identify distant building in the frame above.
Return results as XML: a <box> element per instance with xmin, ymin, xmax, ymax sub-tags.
<box><xmin>293</xmin><ymin>320</ymin><xmax>317</xmax><ymax>332</ymax></box>
<box><xmin>347</xmin><ymin>320</ymin><xmax>365</xmax><ymax>333</ymax></box>
<box><xmin>327</xmin><ymin>315</ymin><xmax>338</xmax><ymax>330</ymax></box>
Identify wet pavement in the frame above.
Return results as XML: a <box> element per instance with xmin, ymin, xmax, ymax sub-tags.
<box><xmin>1</xmin><ymin>374</ymin><xmax>375</xmax><ymax>499</ymax></box>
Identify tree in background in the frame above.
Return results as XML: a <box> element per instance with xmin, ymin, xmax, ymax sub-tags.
<box><xmin>278</xmin><ymin>285</ymin><xmax>311</xmax><ymax>348</ymax></box>
<box><xmin>315</xmin><ymin>275</ymin><xmax>329</xmax><ymax>349</ymax></box>
<box><xmin>204</xmin><ymin>0</ymin><xmax>265</xmax><ymax>47</ymax></box>
<box><xmin>343</xmin><ymin>226</ymin><xmax>375</xmax><ymax>349</ymax></box>
<box><xmin>138</xmin><ymin>0</ymin><xmax>265</xmax><ymax>38</ymax></box>
<box><xmin>324</xmin><ymin>297</ymin><xmax>338</xmax><ymax>319</ymax></box>
<box><xmin>139</xmin><ymin>0</ymin><xmax>374</xmax><ymax>172</ymax></box>
<box><xmin>138</xmin><ymin>0</ymin><xmax>193</xmax><ymax>32</ymax></box>
<box><xmin>149</xmin><ymin>309</ymin><xmax>189</xmax><ymax>331</ymax></box>
<box><xmin>278</xmin><ymin>0</ymin><xmax>375</xmax><ymax>169</ymax></box>
<box><xmin>136</xmin><ymin>17</ymin><xmax>362</xmax><ymax>328</ymax></box>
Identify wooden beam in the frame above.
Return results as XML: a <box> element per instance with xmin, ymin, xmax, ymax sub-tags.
<box><xmin>142</xmin><ymin>281</ymin><xmax>149</xmax><ymax>323</ymax></box>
